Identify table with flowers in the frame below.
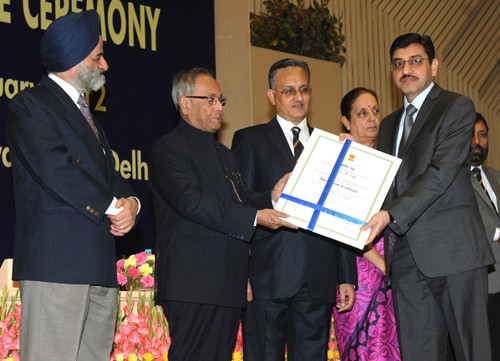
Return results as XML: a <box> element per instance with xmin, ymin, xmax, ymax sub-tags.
<box><xmin>0</xmin><ymin>253</ymin><xmax>340</xmax><ymax>361</ymax></box>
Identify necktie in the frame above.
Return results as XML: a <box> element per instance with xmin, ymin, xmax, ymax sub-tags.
<box><xmin>398</xmin><ymin>104</ymin><xmax>417</xmax><ymax>156</ymax></box>
<box><xmin>472</xmin><ymin>167</ymin><xmax>499</xmax><ymax>216</ymax></box>
<box><xmin>291</xmin><ymin>126</ymin><xmax>304</xmax><ymax>161</ymax></box>
<box><xmin>77</xmin><ymin>95</ymin><xmax>100</xmax><ymax>140</ymax></box>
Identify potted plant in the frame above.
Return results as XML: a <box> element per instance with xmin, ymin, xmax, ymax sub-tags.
<box><xmin>250</xmin><ymin>0</ymin><xmax>346</xmax><ymax>65</ymax></box>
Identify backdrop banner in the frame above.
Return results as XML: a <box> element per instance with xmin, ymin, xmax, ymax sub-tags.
<box><xmin>0</xmin><ymin>0</ymin><xmax>216</xmax><ymax>261</ymax></box>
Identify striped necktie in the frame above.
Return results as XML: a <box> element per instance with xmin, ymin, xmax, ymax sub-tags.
<box><xmin>472</xmin><ymin>167</ymin><xmax>499</xmax><ymax>216</ymax></box>
<box><xmin>291</xmin><ymin>126</ymin><xmax>304</xmax><ymax>161</ymax></box>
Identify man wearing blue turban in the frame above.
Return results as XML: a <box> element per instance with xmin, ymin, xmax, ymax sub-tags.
<box><xmin>7</xmin><ymin>10</ymin><xmax>140</xmax><ymax>361</ymax></box>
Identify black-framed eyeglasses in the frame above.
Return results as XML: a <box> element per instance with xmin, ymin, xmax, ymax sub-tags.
<box><xmin>272</xmin><ymin>86</ymin><xmax>312</xmax><ymax>97</ymax></box>
<box><xmin>185</xmin><ymin>95</ymin><xmax>227</xmax><ymax>106</ymax></box>
<box><xmin>391</xmin><ymin>57</ymin><xmax>429</xmax><ymax>70</ymax></box>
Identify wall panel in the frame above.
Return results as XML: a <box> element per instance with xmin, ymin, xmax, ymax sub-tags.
<box><xmin>248</xmin><ymin>0</ymin><xmax>499</xmax><ymax>167</ymax></box>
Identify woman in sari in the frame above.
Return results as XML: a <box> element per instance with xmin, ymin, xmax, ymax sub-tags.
<box><xmin>333</xmin><ymin>87</ymin><xmax>400</xmax><ymax>361</ymax></box>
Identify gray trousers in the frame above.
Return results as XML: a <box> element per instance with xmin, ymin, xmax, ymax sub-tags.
<box><xmin>20</xmin><ymin>280</ymin><xmax>117</xmax><ymax>361</ymax></box>
<box><xmin>392</xmin><ymin>237</ymin><xmax>492</xmax><ymax>361</ymax></box>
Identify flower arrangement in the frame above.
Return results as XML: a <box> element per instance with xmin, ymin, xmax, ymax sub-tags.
<box><xmin>0</xmin><ymin>278</ymin><xmax>341</xmax><ymax>361</ymax></box>
<box><xmin>117</xmin><ymin>250</ymin><xmax>155</xmax><ymax>290</ymax></box>
<box><xmin>328</xmin><ymin>314</ymin><xmax>341</xmax><ymax>360</ymax></box>
<box><xmin>0</xmin><ymin>288</ymin><xmax>20</xmax><ymax>361</ymax></box>
<box><xmin>232</xmin><ymin>324</ymin><xmax>243</xmax><ymax>361</ymax></box>
<box><xmin>111</xmin><ymin>291</ymin><xmax>170</xmax><ymax>361</ymax></box>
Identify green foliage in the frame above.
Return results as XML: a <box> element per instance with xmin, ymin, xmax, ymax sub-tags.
<box><xmin>250</xmin><ymin>0</ymin><xmax>346</xmax><ymax>64</ymax></box>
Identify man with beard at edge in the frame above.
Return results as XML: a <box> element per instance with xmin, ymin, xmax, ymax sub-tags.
<box><xmin>469</xmin><ymin>113</ymin><xmax>500</xmax><ymax>360</ymax></box>
<box><xmin>7</xmin><ymin>10</ymin><xmax>140</xmax><ymax>361</ymax></box>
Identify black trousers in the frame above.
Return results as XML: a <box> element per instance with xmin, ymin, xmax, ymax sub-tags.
<box><xmin>243</xmin><ymin>281</ymin><xmax>333</xmax><ymax>361</ymax></box>
<box><xmin>488</xmin><ymin>291</ymin><xmax>500</xmax><ymax>360</ymax></box>
<box><xmin>158</xmin><ymin>300</ymin><xmax>241</xmax><ymax>361</ymax></box>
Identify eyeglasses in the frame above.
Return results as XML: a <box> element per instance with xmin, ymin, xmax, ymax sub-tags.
<box><xmin>391</xmin><ymin>57</ymin><xmax>429</xmax><ymax>70</ymax></box>
<box><xmin>272</xmin><ymin>86</ymin><xmax>312</xmax><ymax>97</ymax></box>
<box><xmin>185</xmin><ymin>95</ymin><xmax>227</xmax><ymax>106</ymax></box>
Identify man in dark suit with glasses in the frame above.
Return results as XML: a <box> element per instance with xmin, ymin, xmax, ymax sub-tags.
<box><xmin>233</xmin><ymin>58</ymin><xmax>357</xmax><ymax>361</ymax></box>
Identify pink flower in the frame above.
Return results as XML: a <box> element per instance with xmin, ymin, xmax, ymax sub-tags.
<box><xmin>128</xmin><ymin>267</ymin><xmax>141</xmax><ymax>279</ymax></box>
<box><xmin>140</xmin><ymin>275</ymin><xmax>155</xmax><ymax>288</ymax></box>
<box><xmin>0</xmin><ymin>295</ymin><xmax>21</xmax><ymax>360</ymax></box>
<box><xmin>117</xmin><ymin>259</ymin><xmax>125</xmax><ymax>270</ymax></box>
<box><xmin>328</xmin><ymin>340</ymin><xmax>337</xmax><ymax>350</ymax></box>
<box><xmin>135</xmin><ymin>252</ymin><xmax>148</xmax><ymax>266</ymax></box>
<box><xmin>117</xmin><ymin>273</ymin><xmax>128</xmax><ymax>286</ymax></box>
<box><xmin>128</xmin><ymin>330</ymin><xmax>144</xmax><ymax>344</ymax></box>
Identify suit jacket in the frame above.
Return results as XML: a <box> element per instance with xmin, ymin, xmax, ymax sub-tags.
<box><xmin>150</xmin><ymin>120</ymin><xmax>271</xmax><ymax>308</ymax></box>
<box><xmin>379</xmin><ymin>84</ymin><xmax>494</xmax><ymax>277</ymax></box>
<box><xmin>472</xmin><ymin>166</ymin><xmax>500</xmax><ymax>293</ymax></box>
<box><xmin>7</xmin><ymin>75</ymin><xmax>136</xmax><ymax>287</ymax></box>
<box><xmin>232</xmin><ymin>118</ymin><xmax>357</xmax><ymax>303</ymax></box>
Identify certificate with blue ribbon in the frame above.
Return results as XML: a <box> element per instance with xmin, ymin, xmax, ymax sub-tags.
<box><xmin>276</xmin><ymin>129</ymin><xmax>401</xmax><ymax>249</ymax></box>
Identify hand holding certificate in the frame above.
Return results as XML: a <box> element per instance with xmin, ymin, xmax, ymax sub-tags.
<box><xmin>275</xmin><ymin>129</ymin><xmax>401</xmax><ymax>249</ymax></box>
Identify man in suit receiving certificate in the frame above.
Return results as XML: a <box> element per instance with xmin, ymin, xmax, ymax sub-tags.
<box><xmin>361</xmin><ymin>33</ymin><xmax>494</xmax><ymax>361</ymax></box>
<box><xmin>232</xmin><ymin>58</ymin><xmax>357</xmax><ymax>361</ymax></box>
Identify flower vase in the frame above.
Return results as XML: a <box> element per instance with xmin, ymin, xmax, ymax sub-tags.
<box><xmin>126</xmin><ymin>284</ymin><xmax>154</xmax><ymax>293</ymax></box>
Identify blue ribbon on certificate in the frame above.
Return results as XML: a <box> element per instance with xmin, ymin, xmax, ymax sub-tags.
<box><xmin>280</xmin><ymin>139</ymin><xmax>365</xmax><ymax>231</ymax></box>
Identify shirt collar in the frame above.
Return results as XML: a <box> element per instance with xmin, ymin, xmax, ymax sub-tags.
<box><xmin>404</xmin><ymin>82</ymin><xmax>435</xmax><ymax>111</ymax></box>
<box><xmin>276</xmin><ymin>114</ymin><xmax>308</xmax><ymax>136</ymax></box>
<box><xmin>48</xmin><ymin>73</ymin><xmax>81</xmax><ymax>105</ymax></box>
